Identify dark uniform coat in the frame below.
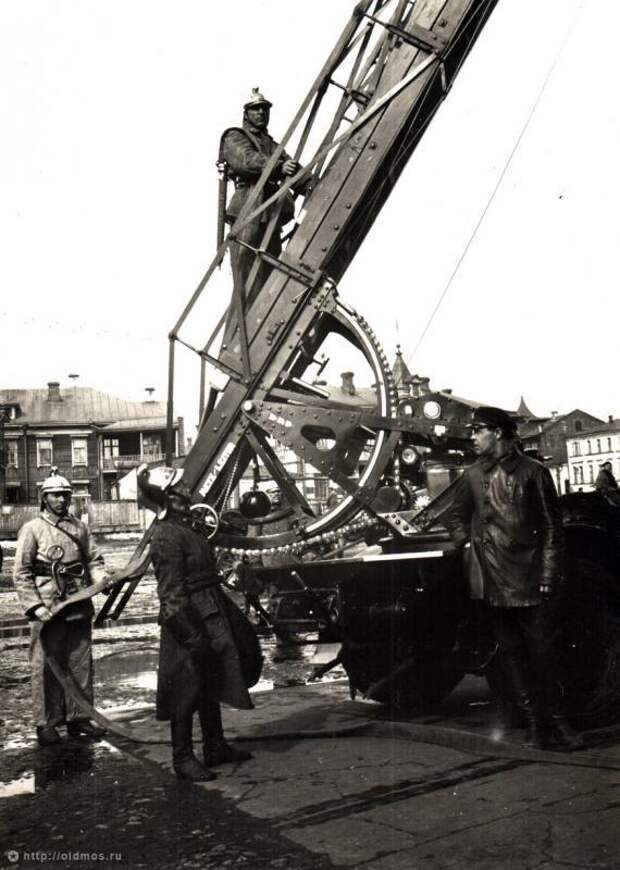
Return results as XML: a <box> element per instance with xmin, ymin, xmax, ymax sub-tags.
<box><xmin>445</xmin><ymin>449</ymin><xmax>565</xmax><ymax>606</ymax></box>
<box><xmin>221</xmin><ymin>121</ymin><xmax>297</xmax><ymax>225</ymax></box>
<box><xmin>150</xmin><ymin>515</ymin><xmax>262</xmax><ymax>721</ymax></box>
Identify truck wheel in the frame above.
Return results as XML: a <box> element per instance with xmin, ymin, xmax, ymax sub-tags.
<box><xmin>485</xmin><ymin>559</ymin><xmax>620</xmax><ymax>728</ymax></box>
<box><xmin>554</xmin><ymin>558</ymin><xmax>620</xmax><ymax>727</ymax></box>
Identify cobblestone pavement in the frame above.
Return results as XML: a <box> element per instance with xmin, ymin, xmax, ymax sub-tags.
<box><xmin>2</xmin><ymin>538</ymin><xmax>619</xmax><ymax>869</ymax></box>
<box><xmin>1</xmin><ymin>737</ymin><xmax>337</xmax><ymax>870</ymax></box>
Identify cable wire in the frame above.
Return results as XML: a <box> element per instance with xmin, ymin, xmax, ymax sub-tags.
<box><xmin>406</xmin><ymin>0</ymin><xmax>584</xmax><ymax>367</ymax></box>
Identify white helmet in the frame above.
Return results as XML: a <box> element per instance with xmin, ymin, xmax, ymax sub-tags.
<box><xmin>136</xmin><ymin>463</ymin><xmax>184</xmax><ymax>519</ymax></box>
<box><xmin>40</xmin><ymin>467</ymin><xmax>72</xmax><ymax>508</ymax></box>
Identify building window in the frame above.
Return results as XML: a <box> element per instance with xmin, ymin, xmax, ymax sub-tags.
<box><xmin>586</xmin><ymin>440</ymin><xmax>591</xmax><ymax>454</ymax></box>
<box><xmin>588</xmin><ymin>464</ymin><xmax>594</xmax><ymax>483</ymax></box>
<box><xmin>315</xmin><ymin>478</ymin><xmax>329</xmax><ymax>502</ymax></box>
<box><xmin>571</xmin><ymin>442</ymin><xmax>581</xmax><ymax>457</ymax></box>
<box><xmin>6</xmin><ymin>441</ymin><xmax>18</xmax><ymax>468</ymax></box>
<box><xmin>142</xmin><ymin>434</ymin><xmax>162</xmax><ymax>459</ymax></box>
<box><xmin>72</xmin><ymin>438</ymin><xmax>88</xmax><ymax>466</ymax></box>
<box><xmin>575</xmin><ymin>420</ymin><xmax>583</xmax><ymax>432</ymax></box>
<box><xmin>573</xmin><ymin>465</ymin><xmax>583</xmax><ymax>485</ymax></box>
<box><xmin>103</xmin><ymin>437</ymin><xmax>119</xmax><ymax>459</ymax></box>
<box><xmin>596</xmin><ymin>439</ymin><xmax>601</xmax><ymax>453</ymax></box>
<box><xmin>36</xmin><ymin>439</ymin><xmax>53</xmax><ymax>468</ymax></box>
<box><xmin>608</xmin><ymin>437</ymin><xmax>613</xmax><ymax>452</ymax></box>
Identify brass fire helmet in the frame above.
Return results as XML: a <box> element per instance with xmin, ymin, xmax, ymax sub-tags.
<box><xmin>137</xmin><ymin>464</ymin><xmax>184</xmax><ymax>520</ymax></box>
<box><xmin>40</xmin><ymin>467</ymin><xmax>73</xmax><ymax>509</ymax></box>
<box><xmin>243</xmin><ymin>87</ymin><xmax>272</xmax><ymax>110</ymax></box>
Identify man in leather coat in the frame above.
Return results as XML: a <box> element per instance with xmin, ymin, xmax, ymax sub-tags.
<box><xmin>444</xmin><ymin>406</ymin><xmax>583</xmax><ymax>751</ymax></box>
<box><xmin>220</xmin><ymin>88</ymin><xmax>304</xmax><ymax>297</ymax></box>
<box><xmin>138</xmin><ymin>465</ymin><xmax>262</xmax><ymax>781</ymax></box>
<box><xmin>13</xmin><ymin>469</ymin><xmax>107</xmax><ymax>746</ymax></box>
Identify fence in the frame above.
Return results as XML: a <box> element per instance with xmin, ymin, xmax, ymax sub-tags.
<box><xmin>87</xmin><ymin>500</ymin><xmax>147</xmax><ymax>533</ymax></box>
<box><xmin>0</xmin><ymin>501</ymin><xmax>150</xmax><ymax>537</ymax></box>
<box><xmin>0</xmin><ymin>505</ymin><xmax>39</xmax><ymax>537</ymax></box>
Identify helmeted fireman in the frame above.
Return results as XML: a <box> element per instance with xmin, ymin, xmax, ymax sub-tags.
<box><xmin>13</xmin><ymin>468</ymin><xmax>108</xmax><ymax>746</ymax></box>
<box><xmin>138</xmin><ymin>464</ymin><xmax>262</xmax><ymax>781</ymax></box>
<box><xmin>219</xmin><ymin>87</ymin><xmax>308</xmax><ymax>297</ymax></box>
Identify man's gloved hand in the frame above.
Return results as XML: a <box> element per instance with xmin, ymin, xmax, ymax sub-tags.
<box><xmin>34</xmin><ymin>604</ymin><xmax>53</xmax><ymax>623</ymax></box>
<box><xmin>281</xmin><ymin>158</ymin><xmax>299</xmax><ymax>177</ymax></box>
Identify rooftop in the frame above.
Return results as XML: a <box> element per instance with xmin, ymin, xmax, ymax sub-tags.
<box><xmin>0</xmin><ymin>385</ymin><xmax>170</xmax><ymax>430</ymax></box>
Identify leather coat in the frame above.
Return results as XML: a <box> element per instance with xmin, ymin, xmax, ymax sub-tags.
<box><xmin>221</xmin><ymin>121</ymin><xmax>297</xmax><ymax>224</ymax></box>
<box><xmin>150</xmin><ymin>515</ymin><xmax>262</xmax><ymax>720</ymax></box>
<box><xmin>444</xmin><ymin>449</ymin><xmax>565</xmax><ymax>606</ymax></box>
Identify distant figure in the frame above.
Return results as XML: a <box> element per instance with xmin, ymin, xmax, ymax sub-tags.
<box><xmin>235</xmin><ymin>554</ymin><xmax>271</xmax><ymax>628</ymax></box>
<box><xmin>13</xmin><ymin>469</ymin><xmax>108</xmax><ymax>746</ymax></box>
<box><xmin>219</xmin><ymin>88</ymin><xmax>306</xmax><ymax>295</ymax></box>
<box><xmin>595</xmin><ymin>461</ymin><xmax>620</xmax><ymax>505</ymax></box>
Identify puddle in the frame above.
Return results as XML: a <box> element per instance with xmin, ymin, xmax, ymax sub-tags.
<box><xmin>0</xmin><ymin>773</ymin><xmax>35</xmax><ymax>797</ymax></box>
<box><xmin>92</xmin><ymin>637</ymin><xmax>345</xmax><ymax>711</ymax></box>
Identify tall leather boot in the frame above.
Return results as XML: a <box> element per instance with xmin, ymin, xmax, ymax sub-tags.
<box><xmin>171</xmin><ymin>718</ymin><xmax>216</xmax><ymax>781</ymax></box>
<box><xmin>502</xmin><ymin>655</ymin><xmax>547</xmax><ymax>750</ymax></box>
<box><xmin>549</xmin><ymin>714</ymin><xmax>585</xmax><ymax>751</ymax></box>
<box><xmin>199</xmin><ymin>696</ymin><xmax>252</xmax><ymax>767</ymax></box>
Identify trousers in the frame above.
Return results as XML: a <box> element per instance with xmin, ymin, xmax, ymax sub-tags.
<box><xmin>30</xmin><ymin>614</ymin><xmax>93</xmax><ymax>727</ymax></box>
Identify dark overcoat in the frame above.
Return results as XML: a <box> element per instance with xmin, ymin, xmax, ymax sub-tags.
<box><xmin>445</xmin><ymin>449</ymin><xmax>565</xmax><ymax>606</ymax></box>
<box><xmin>220</xmin><ymin>121</ymin><xmax>297</xmax><ymax>224</ymax></box>
<box><xmin>150</xmin><ymin>515</ymin><xmax>262</xmax><ymax>721</ymax></box>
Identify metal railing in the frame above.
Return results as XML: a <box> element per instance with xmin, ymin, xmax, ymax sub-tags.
<box><xmin>102</xmin><ymin>452</ymin><xmax>166</xmax><ymax>471</ymax></box>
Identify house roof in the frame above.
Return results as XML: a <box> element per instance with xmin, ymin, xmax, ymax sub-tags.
<box><xmin>570</xmin><ymin>419</ymin><xmax>620</xmax><ymax>437</ymax></box>
<box><xmin>323</xmin><ymin>384</ymin><xmax>378</xmax><ymax>408</ymax></box>
<box><xmin>519</xmin><ymin>409</ymin><xmax>605</xmax><ymax>441</ymax></box>
<box><xmin>0</xmin><ymin>386</ymin><xmax>171</xmax><ymax>429</ymax></box>
<box><xmin>516</xmin><ymin>396</ymin><xmax>533</xmax><ymax>418</ymax></box>
<box><xmin>392</xmin><ymin>346</ymin><xmax>413</xmax><ymax>389</ymax></box>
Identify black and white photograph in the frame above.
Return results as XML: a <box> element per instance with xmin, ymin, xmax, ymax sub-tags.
<box><xmin>1</xmin><ymin>1</ymin><xmax>618</xmax><ymax>868</ymax></box>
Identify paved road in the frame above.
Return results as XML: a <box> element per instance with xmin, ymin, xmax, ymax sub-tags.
<box><xmin>2</xmin><ymin>677</ymin><xmax>618</xmax><ymax>870</ymax></box>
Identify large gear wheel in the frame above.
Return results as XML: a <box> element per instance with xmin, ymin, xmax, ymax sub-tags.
<box><xmin>212</xmin><ymin>297</ymin><xmax>398</xmax><ymax>556</ymax></box>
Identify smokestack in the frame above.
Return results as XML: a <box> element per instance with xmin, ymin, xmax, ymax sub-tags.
<box><xmin>609</xmin><ymin>415</ymin><xmax>614</xmax><ymax>424</ymax></box>
<box><xmin>47</xmin><ymin>382</ymin><xmax>61</xmax><ymax>402</ymax></box>
<box><xmin>340</xmin><ymin>372</ymin><xmax>356</xmax><ymax>396</ymax></box>
<box><xmin>410</xmin><ymin>375</ymin><xmax>422</xmax><ymax>399</ymax></box>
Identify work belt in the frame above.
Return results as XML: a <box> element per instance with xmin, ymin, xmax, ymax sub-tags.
<box><xmin>35</xmin><ymin>559</ymin><xmax>89</xmax><ymax>600</ymax></box>
<box><xmin>232</xmin><ymin>178</ymin><xmax>279</xmax><ymax>193</ymax></box>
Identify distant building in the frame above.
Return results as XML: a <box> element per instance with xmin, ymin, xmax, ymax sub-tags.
<box><xmin>565</xmin><ymin>417</ymin><xmax>620</xmax><ymax>492</ymax></box>
<box><xmin>519</xmin><ymin>409</ymin><xmax>604</xmax><ymax>494</ymax></box>
<box><xmin>0</xmin><ymin>381</ymin><xmax>183</xmax><ymax>508</ymax></box>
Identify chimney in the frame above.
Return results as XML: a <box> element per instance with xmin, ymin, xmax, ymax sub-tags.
<box><xmin>419</xmin><ymin>376</ymin><xmax>431</xmax><ymax>395</ymax></box>
<box><xmin>609</xmin><ymin>415</ymin><xmax>614</xmax><ymax>424</ymax></box>
<box><xmin>47</xmin><ymin>381</ymin><xmax>61</xmax><ymax>402</ymax></box>
<box><xmin>340</xmin><ymin>371</ymin><xmax>356</xmax><ymax>396</ymax></box>
<box><xmin>410</xmin><ymin>374</ymin><xmax>423</xmax><ymax>399</ymax></box>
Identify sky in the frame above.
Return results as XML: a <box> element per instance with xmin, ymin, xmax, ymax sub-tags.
<box><xmin>1</xmin><ymin>0</ymin><xmax>618</xmax><ymax>435</ymax></box>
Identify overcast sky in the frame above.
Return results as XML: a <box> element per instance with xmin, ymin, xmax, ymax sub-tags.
<box><xmin>1</xmin><ymin>0</ymin><xmax>617</xmax><ymax>433</ymax></box>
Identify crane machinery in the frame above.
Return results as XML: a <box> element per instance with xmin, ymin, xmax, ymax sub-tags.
<box><xmin>97</xmin><ymin>0</ymin><xmax>620</xmax><ymax>727</ymax></box>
